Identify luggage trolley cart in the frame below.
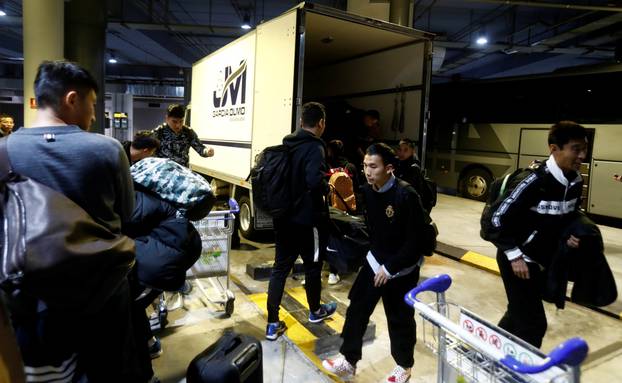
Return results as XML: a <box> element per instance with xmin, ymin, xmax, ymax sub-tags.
<box><xmin>404</xmin><ymin>274</ymin><xmax>589</xmax><ymax>383</ymax></box>
<box><xmin>187</xmin><ymin>198</ymin><xmax>239</xmax><ymax>317</ymax></box>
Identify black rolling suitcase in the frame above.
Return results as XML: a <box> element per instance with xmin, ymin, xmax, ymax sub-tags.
<box><xmin>187</xmin><ymin>331</ymin><xmax>263</xmax><ymax>383</ymax></box>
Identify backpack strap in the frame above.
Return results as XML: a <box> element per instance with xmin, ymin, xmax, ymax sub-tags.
<box><xmin>0</xmin><ymin>138</ymin><xmax>11</xmax><ymax>179</ymax></box>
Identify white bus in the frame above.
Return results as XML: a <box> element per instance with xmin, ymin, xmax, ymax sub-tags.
<box><xmin>425</xmin><ymin>70</ymin><xmax>622</xmax><ymax>219</ymax></box>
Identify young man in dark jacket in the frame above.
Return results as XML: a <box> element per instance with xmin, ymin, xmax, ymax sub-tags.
<box><xmin>152</xmin><ymin>104</ymin><xmax>214</xmax><ymax>167</ymax></box>
<box><xmin>122</xmin><ymin>130</ymin><xmax>160</xmax><ymax>164</ymax></box>
<box><xmin>323</xmin><ymin>143</ymin><xmax>428</xmax><ymax>383</ymax></box>
<box><xmin>486</xmin><ymin>121</ymin><xmax>588</xmax><ymax>348</ymax></box>
<box><xmin>265</xmin><ymin>102</ymin><xmax>336</xmax><ymax>340</ymax></box>
<box><xmin>4</xmin><ymin>61</ymin><xmax>150</xmax><ymax>382</ymax></box>
<box><xmin>395</xmin><ymin>138</ymin><xmax>434</xmax><ymax>212</ymax></box>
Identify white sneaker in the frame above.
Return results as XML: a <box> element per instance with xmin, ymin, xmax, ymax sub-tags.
<box><xmin>328</xmin><ymin>273</ymin><xmax>340</xmax><ymax>285</ymax></box>
<box><xmin>386</xmin><ymin>365</ymin><xmax>411</xmax><ymax>383</ymax></box>
<box><xmin>322</xmin><ymin>355</ymin><xmax>355</xmax><ymax>378</ymax></box>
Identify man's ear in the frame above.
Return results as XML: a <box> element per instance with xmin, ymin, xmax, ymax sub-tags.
<box><xmin>549</xmin><ymin>143</ymin><xmax>560</xmax><ymax>154</ymax></box>
<box><xmin>64</xmin><ymin>90</ymin><xmax>79</xmax><ymax>109</ymax></box>
<box><xmin>386</xmin><ymin>163</ymin><xmax>394</xmax><ymax>174</ymax></box>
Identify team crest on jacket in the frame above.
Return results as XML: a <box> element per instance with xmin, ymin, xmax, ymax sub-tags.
<box><xmin>385</xmin><ymin>205</ymin><xmax>395</xmax><ymax>218</ymax></box>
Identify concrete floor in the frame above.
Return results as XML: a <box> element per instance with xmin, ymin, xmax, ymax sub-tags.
<box><xmin>152</xmin><ymin>194</ymin><xmax>622</xmax><ymax>383</ymax></box>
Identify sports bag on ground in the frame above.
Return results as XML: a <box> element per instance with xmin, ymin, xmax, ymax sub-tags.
<box><xmin>326</xmin><ymin>207</ymin><xmax>369</xmax><ymax>274</ymax></box>
<box><xmin>0</xmin><ymin>138</ymin><xmax>135</xmax><ymax>313</ymax></box>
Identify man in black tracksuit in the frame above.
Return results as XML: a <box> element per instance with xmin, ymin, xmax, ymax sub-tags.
<box><xmin>265</xmin><ymin>102</ymin><xmax>337</xmax><ymax>340</ymax></box>
<box><xmin>487</xmin><ymin>121</ymin><xmax>588</xmax><ymax>348</ymax></box>
<box><xmin>323</xmin><ymin>143</ymin><xmax>428</xmax><ymax>383</ymax></box>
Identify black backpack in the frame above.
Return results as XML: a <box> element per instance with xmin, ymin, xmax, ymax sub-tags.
<box><xmin>418</xmin><ymin>165</ymin><xmax>438</xmax><ymax>211</ymax></box>
<box><xmin>0</xmin><ymin>138</ymin><xmax>135</xmax><ymax>313</ymax></box>
<box><xmin>395</xmin><ymin>180</ymin><xmax>437</xmax><ymax>257</ymax></box>
<box><xmin>249</xmin><ymin>144</ymin><xmax>293</xmax><ymax>218</ymax></box>
<box><xmin>480</xmin><ymin>162</ymin><xmax>543</xmax><ymax>242</ymax></box>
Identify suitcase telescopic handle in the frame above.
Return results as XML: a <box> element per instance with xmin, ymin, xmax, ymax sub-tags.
<box><xmin>233</xmin><ymin>343</ymin><xmax>260</xmax><ymax>380</ymax></box>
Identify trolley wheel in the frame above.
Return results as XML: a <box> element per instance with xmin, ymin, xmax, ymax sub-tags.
<box><xmin>238</xmin><ymin>195</ymin><xmax>257</xmax><ymax>240</ymax></box>
<box><xmin>224</xmin><ymin>290</ymin><xmax>235</xmax><ymax>317</ymax></box>
<box><xmin>459</xmin><ymin>167</ymin><xmax>493</xmax><ymax>202</ymax></box>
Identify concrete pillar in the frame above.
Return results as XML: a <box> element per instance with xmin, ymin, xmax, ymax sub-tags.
<box><xmin>65</xmin><ymin>0</ymin><xmax>107</xmax><ymax>133</ymax></box>
<box><xmin>22</xmin><ymin>0</ymin><xmax>64</xmax><ymax>127</ymax></box>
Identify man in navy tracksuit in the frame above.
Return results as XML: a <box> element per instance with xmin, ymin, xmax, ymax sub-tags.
<box><xmin>487</xmin><ymin>121</ymin><xmax>588</xmax><ymax>348</ymax></box>
<box><xmin>323</xmin><ymin>143</ymin><xmax>428</xmax><ymax>383</ymax></box>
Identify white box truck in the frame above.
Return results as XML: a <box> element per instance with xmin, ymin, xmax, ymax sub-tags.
<box><xmin>188</xmin><ymin>2</ymin><xmax>433</xmax><ymax>238</ymax></box>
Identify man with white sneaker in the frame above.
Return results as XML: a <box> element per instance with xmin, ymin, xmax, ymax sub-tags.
<box><xmin>322</xmin><ymin>143</ymin><xmax>428</xmax><ymax>383</ymax></box>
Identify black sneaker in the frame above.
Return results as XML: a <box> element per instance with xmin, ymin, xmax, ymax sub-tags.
<box><xmin>149</xmin><ymin>337</ymin><xmax>162</xmax><ymax>359</ymax></box>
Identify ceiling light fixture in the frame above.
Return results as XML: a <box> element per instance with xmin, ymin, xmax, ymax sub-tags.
<box><xmin>108</xmin><ymin>54</ymin><xmax>118</xmax><ymax>64</ymax></box>
<box><xmin>476</xmin><ymin>36</ymin><xmax>488</xmax><ymax>46</ymax></box>
<box><xmin>0</xmin><ymin>0</ymin><xmax>6</xmax><ymax>16</ymax></box>
<box><xmin>241</xmin><ymin>14</ymin><xmax>251</xmax><ymax>30</ymax></box>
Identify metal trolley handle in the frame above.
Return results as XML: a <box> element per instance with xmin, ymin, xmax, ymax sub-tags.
<box><xmin>404</xmin><ymin>274</ymin><xmax>589</xmax><ymax>374</ymax></box>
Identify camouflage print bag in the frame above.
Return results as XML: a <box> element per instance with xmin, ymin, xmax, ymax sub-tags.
<box><xmin>131</xmin><ymin>157</ymin><xmax>215</xmax><ymax>220</ymax></box>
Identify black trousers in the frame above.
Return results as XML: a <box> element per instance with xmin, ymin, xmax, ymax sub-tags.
<box><xmin>340</xmin><ymin>264</ymin><xmax>419</xmax><ymax>368</ymax></box>
<box><xmin>267</xmin><ymin>221</ymin><xmax>325</xmax><ymax>323</ymax></box>
<box><xmin>496</xmin><ymin>251</ymin><xmax>547</xmax><ymax>348</ymax></box>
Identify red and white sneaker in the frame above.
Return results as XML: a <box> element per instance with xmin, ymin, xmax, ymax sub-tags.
<box><xmin>322</xmin><ymin>355</ymin><xmax>356</xmax><ymax>379</ymax></box>
<box><xmin>386</xmin><ymin>365</ymin><xmax>411</xmax><ymax>383</ymax></box>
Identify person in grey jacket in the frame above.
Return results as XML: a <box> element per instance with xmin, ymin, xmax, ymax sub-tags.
<box><xmin>265</xmin><ymin>102</ymin><xmax>336</xmax><ymax>340</ymax></box>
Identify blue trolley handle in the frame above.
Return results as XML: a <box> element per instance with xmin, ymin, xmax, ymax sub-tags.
<box><xmin>403</xmin><ymin>274</ymin><xmax>452</xmax><ymax>306</ymax></box>
<box><xmin>226</xmin><ymin>198</ymin><xmax>240</xmax><ymax>214</ymax></box>
<box><xmin>500</xmin><ymin>338</ymin><xmax>588</xmax><ymax>373</ymax></box>
<box><xmin>404</xmin><ymin>274</ymin><xmax>589</xmax><ymax>375</ymax></box>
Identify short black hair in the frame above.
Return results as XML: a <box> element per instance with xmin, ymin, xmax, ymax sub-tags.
<box><xmin>301</xmin><ymin>102</ymin><xmax>326</xmax><ymax>128</ymax></box>
<box><xmin>34</xmin><ymin>61</ymin><xmax>99</xmax><ymax>112</ymax></box>
<box><xmin>365</xmin><ymin>109</ymin><xmax>380</xmax><ymax>121</ymax></box>
<box><xmin>167</xmin><ymin>104</ymin><xmax>185</xmax><ymax>119</ymax></box>
<box><xmin>548</xmin><ymin>121</ymin><xmax>588</xmax><ymax>148</ymax></box>
<box><xmin>327</xmin><ymin>139</ymin><xmax>344</xmax><ymax>157</ymax></box>
<box><xmin>132</xmin><ymin>130</ymin><xmax>160</xmax><ymax>150</ymax></box>
<box><xmin>399</xmin><ymin>138</ymin><xmax>415</xmax><ymax>149</ymax></box>
<box><xmin>366</xmin><ymin>142</ymin><xmax>398</xmax><ymax>167</ymax></box>
<box><xmin>0</xmin><ymin>113</ymin><xmax>13</xmax><ymax>119</ymax></box>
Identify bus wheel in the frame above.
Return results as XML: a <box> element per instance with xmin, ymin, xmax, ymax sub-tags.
<box><xmin>238</xmin><ymin>196</ymin><xmax>257</xmax><ymax>239</ymax></box>
<box><xmin>460</xmin><ymin>168</ymin><xmax>492</xmax><ymax>202</ymax></box>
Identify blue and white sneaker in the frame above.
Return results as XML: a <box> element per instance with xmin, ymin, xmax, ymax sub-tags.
<box><xmin>309</xmin><ymin>302</ymin><xmax>337</xmax><ymax>323</ymax></box>
<box><xmin>265</xmin><ymin>321</ymin><xmax>287</xmax><ymax>340</ymax></box>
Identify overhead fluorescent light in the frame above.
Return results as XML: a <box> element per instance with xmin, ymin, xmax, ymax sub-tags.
<box><xmin>241</xmin><ymin>14</ymin><xmax>251</xmax><ymax>30</ymax></box>
<box><xmin>476</xmin><ymin>37</ymin><xmax>488</xmax><ymax>46</ymax></box>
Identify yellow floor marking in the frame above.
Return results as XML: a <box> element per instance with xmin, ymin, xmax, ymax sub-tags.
<box><xmin>461</xmin><ymin>251</ymin><xmax>500</xmax><ymax>274</ymax></box>
<box><xmin>286</xmin><ymin>286</ymin><xmax>345</xmax><ymax>334</ymax></box>
<box><xmin>248</xmin><ymin>293</ymin><xmax>339</xmax><ymax>382</ymax></box>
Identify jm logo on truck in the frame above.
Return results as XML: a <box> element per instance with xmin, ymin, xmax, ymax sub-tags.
<box><xmin>213</xmin><ymin>59</ymin><xmax>247</xmax><ymax>119</ymax></box>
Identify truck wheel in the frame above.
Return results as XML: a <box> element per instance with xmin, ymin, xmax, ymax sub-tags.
<box><xmin>238</xmin><ymin>196</ymin><xmax>257</xmax><ymax>239</ymax></box>
<box><xmin>459</xmin><ymin>168</ymin><xmax>492</xmax><ymax>202</ymax></box>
